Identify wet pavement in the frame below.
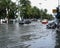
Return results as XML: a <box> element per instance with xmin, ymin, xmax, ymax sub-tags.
<box><xmin>0</xmin><ymin>21</ymin><xmax>59</xmax><ymax>48</ymax></box>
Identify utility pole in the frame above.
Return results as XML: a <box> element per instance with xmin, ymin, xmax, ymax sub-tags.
<box><xmin>39</xmin><ymin>3</ymin><xmax>42</xmax><ymax>21</ymax></box>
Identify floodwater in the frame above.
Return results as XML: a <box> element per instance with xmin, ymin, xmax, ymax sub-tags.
<box><xmin>0</xmin><ymin>21</ymin><xmax>59</xmax><ymax>48</ymax></box>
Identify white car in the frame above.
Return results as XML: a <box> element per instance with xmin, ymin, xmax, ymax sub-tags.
<box><xmin>0</xmin><ymin>19</ymin><xmax>7</xmax><ymax>23</ymax></box>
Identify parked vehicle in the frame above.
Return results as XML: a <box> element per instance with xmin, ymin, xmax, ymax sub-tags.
<box><xmin>19</xmin><ymin>19</ymin><xmax>31</xmax><ymax>25</ymax></box>
<box><xmin>0</xmin><ymin>19</ymin><xmax>7</xmax><ymax>24</ymax></box>
<box><xmin>24</xmin><ymin>19</ymin><xmax>31</xmax><ymax>24</ymax></box>
<box><xmin>8</xmin><ymin>19</ymin><xmax>17</xmax><ymax>24</ymax></box>
<box><xmin>19</xmin><ymin>21</ymin><xmax>24</xmax><ymax>25</ymax></box>
<box><xmin>31</xmin><ymin>18</ymin><xmax>37</xmax><ymax>21</ymax></box>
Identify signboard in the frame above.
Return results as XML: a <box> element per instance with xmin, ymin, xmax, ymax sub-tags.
<box><xmin>52</xmin><ymin>9</ymin><xmax>57</xmax><ymax>13</ymax></box>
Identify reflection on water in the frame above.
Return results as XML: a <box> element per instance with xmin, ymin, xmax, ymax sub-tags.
<box><xmin>0</xmin><ymin>22</ymin><xmax>57</xmax><ymax>48</ymax></box>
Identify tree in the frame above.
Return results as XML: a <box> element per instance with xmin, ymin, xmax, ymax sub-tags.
<box><xmin>20</xmin><ymin>0</ymin><xmax>32</xmax><ymax>19</ymax></box>
<box><xmin>44</xmin><ymin>9</ymin><xmax>47</xmax><ymax>13</ymax></box>
<box><xmin>31</xmin><ymin>6</ymin><xmax>41</xmax><ymax>19</ymax></box>
<box><xmin>8</xmin><ymin>2</ymin><xmax>18</xmax><ymax>19</ymax></box>
<box><xmin>0</xmin><ymin>0</ymin><xmax>7</xmax><ymax>19</ymax></box>
<box><xmin>0</xmin><ymin>0</ymin><xmax>18</xmax><ymax>19</ymax></box>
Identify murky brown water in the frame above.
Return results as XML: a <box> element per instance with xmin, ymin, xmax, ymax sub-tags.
<box><xmin>0</xmin><ymin>21</ymin><xmax>58</xmax><ymax>48</ymax></box>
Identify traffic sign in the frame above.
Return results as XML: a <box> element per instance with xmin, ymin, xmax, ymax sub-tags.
<box><xmin>52</xmin><ymin>9</ymin><xmax>57</xmax><ymax>13</ymax></box>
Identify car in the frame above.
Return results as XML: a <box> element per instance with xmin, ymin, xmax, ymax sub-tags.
<box><xmin>31</xmin><ymin>18</ymin><xmax>37</xmax><ymax>21</ymax></box>
<box><xmin>19</xmin><ymin>20</ymin><xmax>24</xmax><ymax>25</ymax></box>
<box><xmin>19</xmin><ymin>19</ymin><xmax>31</xmax><ymax>25</ymax></box>
<box><xmin>8</xmin><ymin>19</ymin><xmax>17</xmax><ymax>23</ymax></box>
<box><xmin>24</xmin><ymin>19</ymin><xmax>31</xmax><ymax>24</ymax></box>
<box><xmin>41</xmin><ymin>19</ymin><xmax>48</xmax><ymax>24</ymax></box>
<box><xmin>56</xmin><ymin>22</ymin><xmax>60</xmax><ymax>32</ymax></box>
<box><xmin>0</xmin><ymin>19</ymin><xmax>7</xmax><ymax>24</ymax></box>
<box><xmin>46</xmin><ymin>22</ymin><xmax>56</xmax><ymax>29</ymax></box>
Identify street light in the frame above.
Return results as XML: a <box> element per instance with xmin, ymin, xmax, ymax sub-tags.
<box><xmin>58</xmin><ymin>0</ymin><xmax>59</xmax><ymax>6</ymax></box>
<box><xmin>39</xmin><ymin>3</ymin><xmax>42</xmax><ymax>9</ymax></box>
<box><xmin>39</xmin><ymin>3</ymin><xmax>42</xmax><ymax>21</ymax></box>
<box><xmin>39</xmin><ymin>0</ymin><xmax>47</xmax><ymax>21</ymax></box>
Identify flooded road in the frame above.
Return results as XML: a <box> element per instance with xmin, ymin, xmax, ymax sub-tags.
<box><xmin>0</xmin><ymin>21</ymin><xmax>58</xmax><ymax>48</ymax></box>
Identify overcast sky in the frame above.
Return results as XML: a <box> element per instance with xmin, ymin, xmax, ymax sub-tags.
<box><xmin>12</xmin><ymin>0</ymin><xmax>58</xmax><ymax>14</ymax></box>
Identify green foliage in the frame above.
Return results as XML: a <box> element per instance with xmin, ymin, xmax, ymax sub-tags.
<box><xmin>20</xmin><ymin>0</ymin><xmax>31</xmax><ymax>19</ymax></box>
<box><xmin>8</xmin><ymin>2</ymin><xmax>18</xmax><ymax>19</ymax></box>
<box><xmin>0</xmin><ymin>0</ymin><xmax>54</xmax><ymax>20</ymax></box>
<box><xmin>0</xmin><ymin>0</ymin><xmax>18</xmax><ymax>19</ymax></box>
<box><xmin>31</xmin><ymin>6</ymin><xmax>40</xmax><ymax>19</ymax></box>
<box><xmin>20</xmin><ymin>0</ymin><xmax>54</xmax><ymax>20</ymax></box>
